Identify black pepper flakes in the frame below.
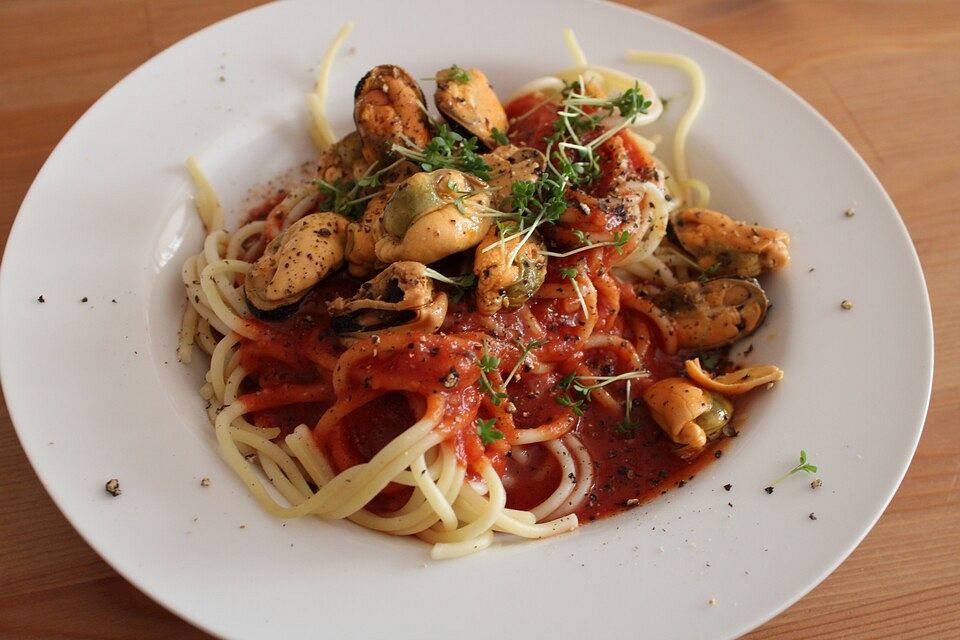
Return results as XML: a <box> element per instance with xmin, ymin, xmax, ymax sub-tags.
<box><xmin>723</xmin><ymin>483</ymin><xmax>732</xmax><ymax>491</ymax></box>
<box><xmin>439</xmin><ymin>367</ymin><xmax>460</xmax><ymax>388</ymax></box>
<box><xmin>808</xmin><ymin>512</ymin><xmax>817</xmax><ymax>520</ymax></box>
<box><xmin>105</xmin><ymin>478</ymin><xmax>121</xmax><ymax>496</ymax></box>
<box><xmin>37</xmin><ymin>295</ymin><xmax>45</xmax><ymax>303</ymax></box>
<box><xmin>764</xmin><ymin>486</ymin><xmax>774</xmax><ymax>494</ymax></box>
<box><xmin>714</xmin><ymin>450</ymin><xmax>723</xmax><ymax>459</ymax></box>
<box><xmin>81</xmin><ymin>296</ymin><xmax>88</xmax><ymax>303</ymax></box>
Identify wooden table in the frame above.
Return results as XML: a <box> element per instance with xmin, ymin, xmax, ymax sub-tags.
<box><xmin>1</xmin><ymin>1</ymin><xmax>957</xmax><ymax>637</ymax></box>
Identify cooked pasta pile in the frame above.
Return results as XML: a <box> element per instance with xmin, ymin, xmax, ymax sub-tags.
<box><xmin>178</xmin><ymin>26</ymin><xmax>788</xmax><ymax>559</ymax></box>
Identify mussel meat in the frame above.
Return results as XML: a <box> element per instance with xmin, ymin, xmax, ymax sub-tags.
<box><xmin>642</xmin><ymin>377</ymin><xmax>733</xmax><ymax>459</ymax></box>
<box><xmin>327</xmin><ymin>261</ymin><xmax>447</xmax><ymax>337</ymax></box>
<box><xmin>354</xmin><ymin>65</ymin><xmax>433</xmax><ymax>163</ymax></box>
<box><xmin>652</xmin><ymin>276</ymin><xmax>769</xmax><ymax>349</ymax></box>
<box><xmin>434</xmin><ymin>66</ymin><xmax>509</xmax><ymax>150</ymax></box>
<box><xmin>673</xmin><ymin>208</ymin><xmax>790</xmax><ymax>277</ymax></box>
<box><xmin>244</xmin><ymin>212</ymin><xmax>348</xmax><ymax>319</ymax></box>
<box><xmin>473</xmin><ymin>227</ymin><xmax>547</xmax><ymax>315</ymax></box>
<box><xmin>375</xmin><ymin>169</ymin><xmax>493</xmax><ymax>265</ymax></box>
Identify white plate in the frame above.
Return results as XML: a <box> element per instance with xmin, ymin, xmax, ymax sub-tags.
<box><xmin>0</xmin><ymin>1</ymin><xmax>933</xmax><ymax>638</ymax></box>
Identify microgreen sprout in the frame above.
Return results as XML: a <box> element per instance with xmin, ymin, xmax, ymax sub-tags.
<box><xmin>314</xmin><ymin>157</ymin><xmax>406</xmax><ymax>220</ymax></box>
<box><xmin>476</xmin><ymin>417</ymin><xmax>504</xmax><ymax>445</ymax></box>
<box><xmin>483</xmin><ymin>78</ymin><xmax>652</xmax><ymax>261</ymax></box>
<box><xmin>543</xmin><ymin>229</ymin><xmax>631</xmax><ymax>258</ymax></box>
<box><xmin>571</xmin><ymin>370</ymin><xmax>650</xmax><ymax>400</ymax></box>
<box><xmin>476</xmin><ymin>343</ymin><xmax>507</xmax><ymax>406</ymax></box>
<box><xmin>771</xmin><ymin>450</ymin><xmax>819</xmax><ymax>485</ymax></box>
<box><xmin>391</xmin><ymin>124</ymin><xmax>491</xmax><ymax>179</ymax></box>
<box><xmin>559</xmin><ymin>266</ymin><xmax>589</xmax><ymax>319</ymax></box>
<box><xmin>502</xmin><ymin>338</ymin><xmax>548</xmax><ymax>389</ymax></box>
<box><xmin>422</xmin><ymin>267</ymin><xmax>476</xmax><ymax>303</ymax></box>
<box><xmin>491</xmin><ymin>128</ymin><xmax>510</xmax><ymax>146</ymax></box>
<box><xmin>616</xmin><ymin>379</ymin><xmax>638</xmax><ymax>435</ymax></box>
<box><xmin>697</xmin><ymin>262</ymin><xmax>723</xmax><ymax>283</ymax></box>
<box><xmin>444</xmin><ymin>64</ymin><xmax>471</xmax><ymax>84</ymax></box>
<box><xmin>555</xmin><ymin>393</ymin><xmax>585</xmax><ymax>417</ymax></box>
<box><xmin>555</xmin><ymin>369</ymin><xmax>649</xmax><ymax>420</ymax></box>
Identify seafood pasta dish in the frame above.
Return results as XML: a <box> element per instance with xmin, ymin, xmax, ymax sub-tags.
<box><xmin>178</xmin><ymin>26</ymin><xmax>790</xmax><ymax>559</ymax></box>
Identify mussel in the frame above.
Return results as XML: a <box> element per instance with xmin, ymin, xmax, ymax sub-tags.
<box><xmin>344</xmin><ymin>160</ymin><xmax>419</xmax><ymax>278</ymax></box>
<box><xmin>482</xmin><ymin>144</ymin><xmax>543</xmax><ymax>210</ymax></box>
<box><xmin>642</xmin><ymin>378</ymin><xmax>733</xmax><ymax>459</ymax></box>
<box><xmin>244</xmin><ymin>212</ymin><xmax>348</xmax><ymax>319</ymax></box>
<box><xmin>473</xmin><ymin>227</ymin><xmax>547</xmax><ymax>315</ymax></box>
<box><xmin>434</xmin><ymin>66</ymin><xmax>509</xmax><ymax>150</ymax></box>
<box><xmin>345</xmin><ymin>191</ymin><xmax>390</xmax><ymax>278</ymax></box>
<box><xmin>652</xmin><ymin>277</ymin><xmax>769</xmax><ymax>349</ymax></box>
<box><xmin>327</xmin><ymin>261</ymin><xmax>447</xmax><ymax>337</ymax></box>
<box><xmin>673</xmin><ymin>208</ymin><xmax>790</xmax><ymax>277</ymax></box>
<box><xmin>354</xmin><ymin>65</ymin><xmax>433</xmax><ymax>163</ymax></box>
<box><xmin>375</xmin><ymin>169</ymin><xmax>493</xmax><ymax>265</ymax></box>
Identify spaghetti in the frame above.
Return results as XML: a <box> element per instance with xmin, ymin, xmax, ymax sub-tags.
<box><xmin>178</xmin><ymin>28</ymin><xmax>788</xmax><ymax>559</ymax></box>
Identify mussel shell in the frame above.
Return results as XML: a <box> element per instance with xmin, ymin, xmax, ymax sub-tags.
<box><xmin>330</xmin><ymin>308</ymin><xmax>417</xmax><ymax>334</ymax></box>
<box><xmin>243</xmin><ymin>293</ymin><xmax>304</xmax><ymax>321</ymax></box>
<box><xmin>658</xmin><ymin>276</ymin><xmax>769</xmax><ymax>349</ymax></box>
<box><xmin>434</xmin><ymin>67</ymin><xmax>508</xmax><ymax>151</ymax></box>
<box><xmin>354</xmin><ymin>64</ymin><xmax>432</xmax><ymax>160</ymax></box>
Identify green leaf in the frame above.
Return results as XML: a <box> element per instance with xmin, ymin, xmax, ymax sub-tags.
<box><xmin>476</xmin><ymin>418</ymin><xmax>504</xmax><ymax>445</ymax></box>
<box><xmin>478</xmin><ymin>353</ymin><xmax>500</xmax><ymax>373</ymax></box>
<box><xmin>491</xmin><ymin>128</ymin><xmax>510</xmax><ymax>146</ymax></box>
<box><xmin>555</xmin><ymin>393</ymin><xmax>585</xmax><ymax>417</ymax></box>
<box><xmin>613</xmin><ymin>230</ymin><xmax>631</xmax><ymax>253</ymax></box>
<box><xmin>558</xmin><ymin>371</ymin><xmax>577</xmax><ymax>390</ymax></box>
<box><xmin>772</xmin><ymin>450</ymin><xmax>820</xmax><ymax>485</ymax></box>
<box><xmin>393</xmin><ymin>124</ymin><xmax>491</xmax><ymax>180</ymax></box>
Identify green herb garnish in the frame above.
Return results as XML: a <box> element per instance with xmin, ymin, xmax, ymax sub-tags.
<box><xmin>481</xmin><ymin>79</ymin><xmax>651</xmax><ymax>264</ymax></box>
<box><xmin>476</xmin><ymin>344</ymin><xmax>507</xmax><ymax>406</ymax></box>
<box><xmin>555</xmin><ymin>370</ymin><xmax>650</xmax><ymax>422</ymax></box>
<box><xmin>423</xmin><ymin>267</ymin><xmax>477</xmax><ymax>304</ymax></box>
<box><xmin>695</xmin><ymin>352</ymin><xmax>721</xmax><ymax>371</ymax></box>
<box><xmin>543</xmin><ymin>229</ymin><xmax>632</xmax><ymax>258</ymax></box>
<box><xmin>476</xmin><ymin>417</ymin><xmax>504</xmax><ymax>445</ymax></box>
<box><xmin>615</xmin><ymin>379</ymin><xmax>638</xmax><ymax>435</ymax></box>
<box><xmin>391</xmin><ymin>124</ymin><xmax>491</xmax><ymax>180</ymax></box>
<box><xmin>698</xmin><ymin>262</ymin><xmax>723</xmax><ymax>283</ymax></box>
<box><xmin>445</xmin><ymin>64</ymin><xmax>471</xmax><ymax>84</ymax></box>
<box><xmin>314</xmin><ymin>158</ymin><xmax>405</xmax><ymax>220</ymax></box>
<box><xmin>772</xmin><ymin>450</ymin><xmax>819</xmax><ymax>485</ymax></box>
<box><xmin>559</xmin><ymin>266</ymin><xmax>589</xmax><ymax>318</ymax></box>
<box><xmin>502</xmin><ymin>338</ymin><xmax>548</xmax><ymax>388</ymax></box>
<box><xmin>555</xmin><ymin>392</ymin><xmax>585</xmax><ymax>417</ymax></box>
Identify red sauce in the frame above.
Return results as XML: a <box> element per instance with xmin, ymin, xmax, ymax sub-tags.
<box><xmin>234</xmin><ymin>92</ymin><xmax>732</xmax><ymax>523</ymax></box>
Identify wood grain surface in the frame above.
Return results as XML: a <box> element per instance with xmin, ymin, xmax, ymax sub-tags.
<box><xmin>1</xmin><ymin>1</ymin><xmax>957</xmax><ymax>638</ymax></box>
